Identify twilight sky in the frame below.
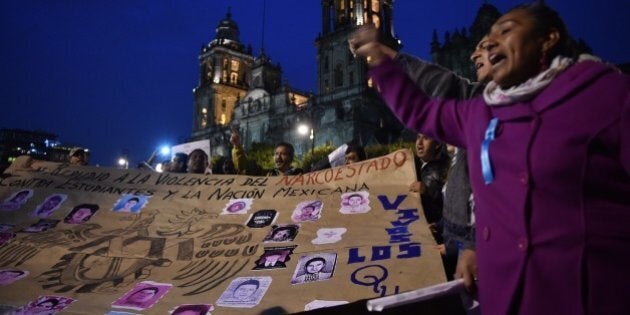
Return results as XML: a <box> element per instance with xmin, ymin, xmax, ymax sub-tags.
<box><xmin>1</xmin><ymin>0</ymin><xmax>628</xmax><ymax>167</ymax></box>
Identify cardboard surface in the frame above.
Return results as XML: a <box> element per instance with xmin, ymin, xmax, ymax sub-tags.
<box><xmin>0</xmin><ymin>150</ymin><xmax>445</xmax><ymax>314</ymax></box>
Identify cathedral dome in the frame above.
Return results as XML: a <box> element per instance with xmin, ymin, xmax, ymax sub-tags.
<box><xmin>215</xmin><ymin>11</ymin><xmax>240</xmax><ymax>42</ymax></box>
<box><xmin>206</xmin><ymin>9</ymin><xmax>245</xmax><ymax>52</ymax></box>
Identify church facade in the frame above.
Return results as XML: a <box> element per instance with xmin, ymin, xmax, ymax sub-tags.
<box><xmin>189</xmin><ymin>1</ymin><xmax>502</xmax><ymax>159</ymax></box>
<box><xmin>189</xmin><ymin>1</ymin><xmax>404</xmax><ymax>159</ymax></box>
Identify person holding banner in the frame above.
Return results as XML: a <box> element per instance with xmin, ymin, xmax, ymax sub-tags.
<box><xmin>68</xmin><ymin>147</ymin><xmax>88</xmax><ymax>166</ymax></box>
<box><xmin>169</xmin><ymin>152</ymin><xmax>189</xmax><ymax>173</ymax></box>
<box><xmin>230</xmin><ymin>130</ymin><xmax>302</xmax><ymax>176</ymax></box>
<box><xmin>187</xmin><ymin>149</ymin><xmax>210</xmax><ymax>174</ymax></box>
<box><xmin>350</xmin><ymin>2</ymin><xmax>630</xmax><ymax>314</ymax></box>
<box><xmin>343</xmin><ymin>143</ymin><xmax>367</xmax><ymax>165</ymax></box>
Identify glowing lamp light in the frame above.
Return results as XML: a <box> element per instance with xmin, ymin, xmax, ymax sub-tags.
<box><xmin>160</xmin><ymin>146</ymin><xmax>170</xmax><ymax>156</ymax></box>
<box><xmin>297</xmin><ymin>124</ymin><xmax>310</xmax><ymax>136</ymax></box>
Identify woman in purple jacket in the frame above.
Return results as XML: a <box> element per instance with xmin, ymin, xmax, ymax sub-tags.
<box><xmin>351</xmin><ymin>2</ymin><xmax>630</xmax><ymax>315</ymax></box>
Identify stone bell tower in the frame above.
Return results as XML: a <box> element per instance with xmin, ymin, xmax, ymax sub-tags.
<box><xmin>312</xmin><ymin>0</ymin><xmax>404</xmax><ymax>147</ymax></box>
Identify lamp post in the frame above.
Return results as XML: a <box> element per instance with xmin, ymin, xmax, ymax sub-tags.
<box><xmin>309</xmin><ymin>127</ymin><xmax>314</xmax><ymax>155</ymax></box>
<box><xmin>117</xmin><ymin>157</ymin><xmax>129</xmax><ymax>169</ymax></box>
<box><xmin>297</xmin><ymin>123</ymin><xmax>315</xmax><ymax>156</ymax></box>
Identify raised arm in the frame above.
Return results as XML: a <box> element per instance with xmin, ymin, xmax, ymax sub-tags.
<box><xmin>349</xmin><ymin>25</ymin><xmax>472</xmax><ymax>148</ymax></box>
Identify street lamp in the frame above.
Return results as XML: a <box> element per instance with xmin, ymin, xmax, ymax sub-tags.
<box><xmin>160</xmin><ymin>146</ymin><xmax>170</xmax><ymax>156</ymax></box>
<box><xmin>118</xmin><ymin>157</ymin><xmax>129</xmax><ymax>169</ymax></box>
<box><xmin>297</xmin><ymin>123</ymin><xmax>315</xmax><ymax>156</ymax></box>
<box><xmin>297</xmin><ymin>124</ymin><xmax>309</xmax><ymax>136</ymax></box>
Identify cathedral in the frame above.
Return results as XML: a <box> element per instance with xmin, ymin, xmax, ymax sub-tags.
<box><xmin>189</xmin><ymin>1</ymin><xmax>502</xmax><ymax>159</ymax></box>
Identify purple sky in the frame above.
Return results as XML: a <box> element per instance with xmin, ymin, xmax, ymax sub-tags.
<box><xmin>2</xmin><ymin>0</ymin><xmax>627</xmax><ymax>166</ymax></box>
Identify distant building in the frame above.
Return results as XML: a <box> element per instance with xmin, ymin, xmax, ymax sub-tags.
<box><xmin>190</xmin><ymin>2</ymin><xmax>605</xmax><ymax>160</ymax></box>
<box><xmin>0</xmin><ymin>128</ymin><xmax>88</xmax><ymax>171</ymax></box>
<box><xmin>189</xmin><ymin>1</ymin><xmax>405</xmax><ymax>159</ymax></box>
<box><xmin>430</xmin><ymin>3</ymin><xmax>501</xmax><ymax>80</ymax></box>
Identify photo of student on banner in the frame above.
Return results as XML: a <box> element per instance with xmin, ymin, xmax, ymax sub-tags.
<box><xmin>216</xmin><ymin>277</ymin><xmax>272</xmax><ymax>308</ymax></box>
<box><xmin>291</xmin><ymin>200</ymin><xmax>323</xmax><ymax>223</ymax></box>
<box><xmin>339</xmin><ymin>191</ymin><xmax>371</xmax><ymax>214</ymax></box>
<box><xmin>111</xmin><ymin>281</ymin><xmax>172</xmax><ymax>311</ymax></box>
<box><xmin>253</xmin><ymin>246</ymin><xmax>295</xmax><ymax>270</ymax></box>
<box><xmin>63</xmin><ymin>204</ymin><xmax>100</xmax><ymax>225</ymax></box>
<box><xmin>32</xmin><ymin>193</ymin><xmax>67</xmax><ymax>218</ymax></box>
<box><xmin>112</xmin><ymin>195</ymin><xmax>150</xmax><ymax>213</ymax></box>
<box><xmin>20</xmin><ymin>219</ymin><xmax>60</xmax><ymax>233</ymax></box>
<box><xmin>17</xmin><ymin>295</ymin><xmax>75</xmax><ymax>315</ymax></box>
<box><xmin>170</xmin><ymin>304</ymin><xmax>213</xmax><ymax>315</ymax></box>
<box><xmin>263</xmin><ymin>224</ymin><xmax>299</xmax><ymax>243</ymax></box>
<box><xmin>0</xmin><ymin>189</ymin><xmax>33</xmax><ymax>211</ymax></box>
<box><xmin>0</xmin><ymin>269</ymin><xmax>29</xmax><ymax>285</ymax></box>
<box><xmin>291</xmin><ymin>253</ymin><xmax>337</xmax><ymax>284</ymax></box>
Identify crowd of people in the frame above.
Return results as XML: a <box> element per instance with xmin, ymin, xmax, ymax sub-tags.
<box><xmin>52</xmin><ymin>1</ymin><xmax>629</xmax><ymax>313</ymax></box>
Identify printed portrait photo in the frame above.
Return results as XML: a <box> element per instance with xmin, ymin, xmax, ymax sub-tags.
<box><xmin>0</xmin><ymin>224</ymin><xmax>15</xmax><ymax>232</ymax></box>
<box><xmin>221</xmin><ymin>198</ymin><xmax>253</xmax><ymax>215</ymax></box>
<box><xmin>0</xmin><ymin>189</ymin><xmax>33</xmax><ymax>211</ymax></box>
<box><xmin>339</xmin><ymin>191</ymin><xmax>371</xmax><ymax>214</ymax></box>
<box><xmin>0</xmin><ymin>269</ymin><xmax>29</xmax><ymax>285</ymax></box>
<box><xmin>20</xmin><ymin>219</ymin><xmax>60</xmax><ymax>233</ymax></box>
<box><xmin>170</xmin><ymin>303</ymin><xmax>214</xmax><ymax>315</ymax></box>
<box><xmin>112</xmin><ymin>195</ymin><xmax>150</xmax><ymax>213</ymax></box>
<box><xmin>63</xmin><ymin>204</ymin><xmax>100</xmax><ymax>225</ymax></box>
<box><xmin>253</xmin><ymin>246</ymin><xmax>296</xmax><ymax>270</ymax></box>
<box><xmin>17</xmin><ymin>295</ymin><xmax>75</xmax><ymax>315</ymax></box>
<box><xmin>245</xmin><ymin>209</ymin><xmax>277</xmax><ymax>228</ymax></box>
<box><xmin>111</xmin><ymin>281</ymin><xmax>172</xmax><ymax>311</ymax></box>
<box><xmin>291</xmin><ymin>252</ymin><xmax>337</xmax><ymax>284</ymax></box>
<box><xmin>216</xmin><ymin>276</ymin><xmax>272</xmax><ymax>309</ymax></box>
<box><xmin>263</xmin><ymin>224</ymin><xmax>299</xmax><ymax>243</ymax></box>
<box><xmin>311</xmin><ymin>228</ymin><xmax>347</xmax><ymax>245</ymax></box>
<box><xmin>31</xmin><ymin>193</ymin><xmax>67</xmax><ymax>218</ymax></box>
<box><xmin>0</xmin><ymin>232</ymin><xmax>16</xmax><ymax>247</ymax></box>
<box><xmin>291</xmin><ymin>200</ymin><xmax>324</xmax><ymax>223</ymax></box>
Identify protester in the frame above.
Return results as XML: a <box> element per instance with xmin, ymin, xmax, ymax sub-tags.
<box><xmin>344</xmin><ymin>143</ymin><xmax>367</xmax><ymax>165</ymax></box>
<box><xmin>221</xmin><ymin>158</ymin><xmax>236</xmax><ymax>175</ymax></box>
<box><xmin>68</xmin><ymin>147</ymin><xmax>88</xmax><ymax>166</ymax></box>
<box><xmin>350</xmin><ymin>2</ymin><xmax>630</xmax><ymax>313</ymax></box>
<box><xmin>364</xmin><ymin>31</ymin><xmax>496</xmax><ymax>288</ymax></box>
<box><xmin>231</xmin><ymin>130</ymin><xmax>302</xmax><ymax>176</ymax></box>
<box><xmin>310</xmin><ymin>141</ymin><xmax>366</xmax><ymax>172</ymax></box>
<box><xmin>169</xmin><ymin>152</ymin><xmax>189</xmax><ymax>173</ymax></box>
<box><xmin>410</xmin><ymin>133</ymin><xmax>450</xmax><ymax>224</ymax></box>
<box><xmin>187</xmin><ymin>149</ymin><xmax>210</xmax><ymax>174</ymax></box>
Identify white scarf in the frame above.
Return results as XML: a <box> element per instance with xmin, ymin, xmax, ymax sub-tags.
<box><xmin>483</xmin><ymin>56</ymin><xmax>574</xmax><ymax>106</ymax></box>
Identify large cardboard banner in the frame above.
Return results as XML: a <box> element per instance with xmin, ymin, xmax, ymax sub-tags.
<box><xmin>0</xmin><ymin>150</ymin><xmax>445</xmax><ymax>314</ymax></box>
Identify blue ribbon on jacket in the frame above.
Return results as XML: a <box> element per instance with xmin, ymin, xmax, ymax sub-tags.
<box><xmin>481</xmin><ymin>118</ymin><xmax>499</xmax><ymax>185</ymax></box>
